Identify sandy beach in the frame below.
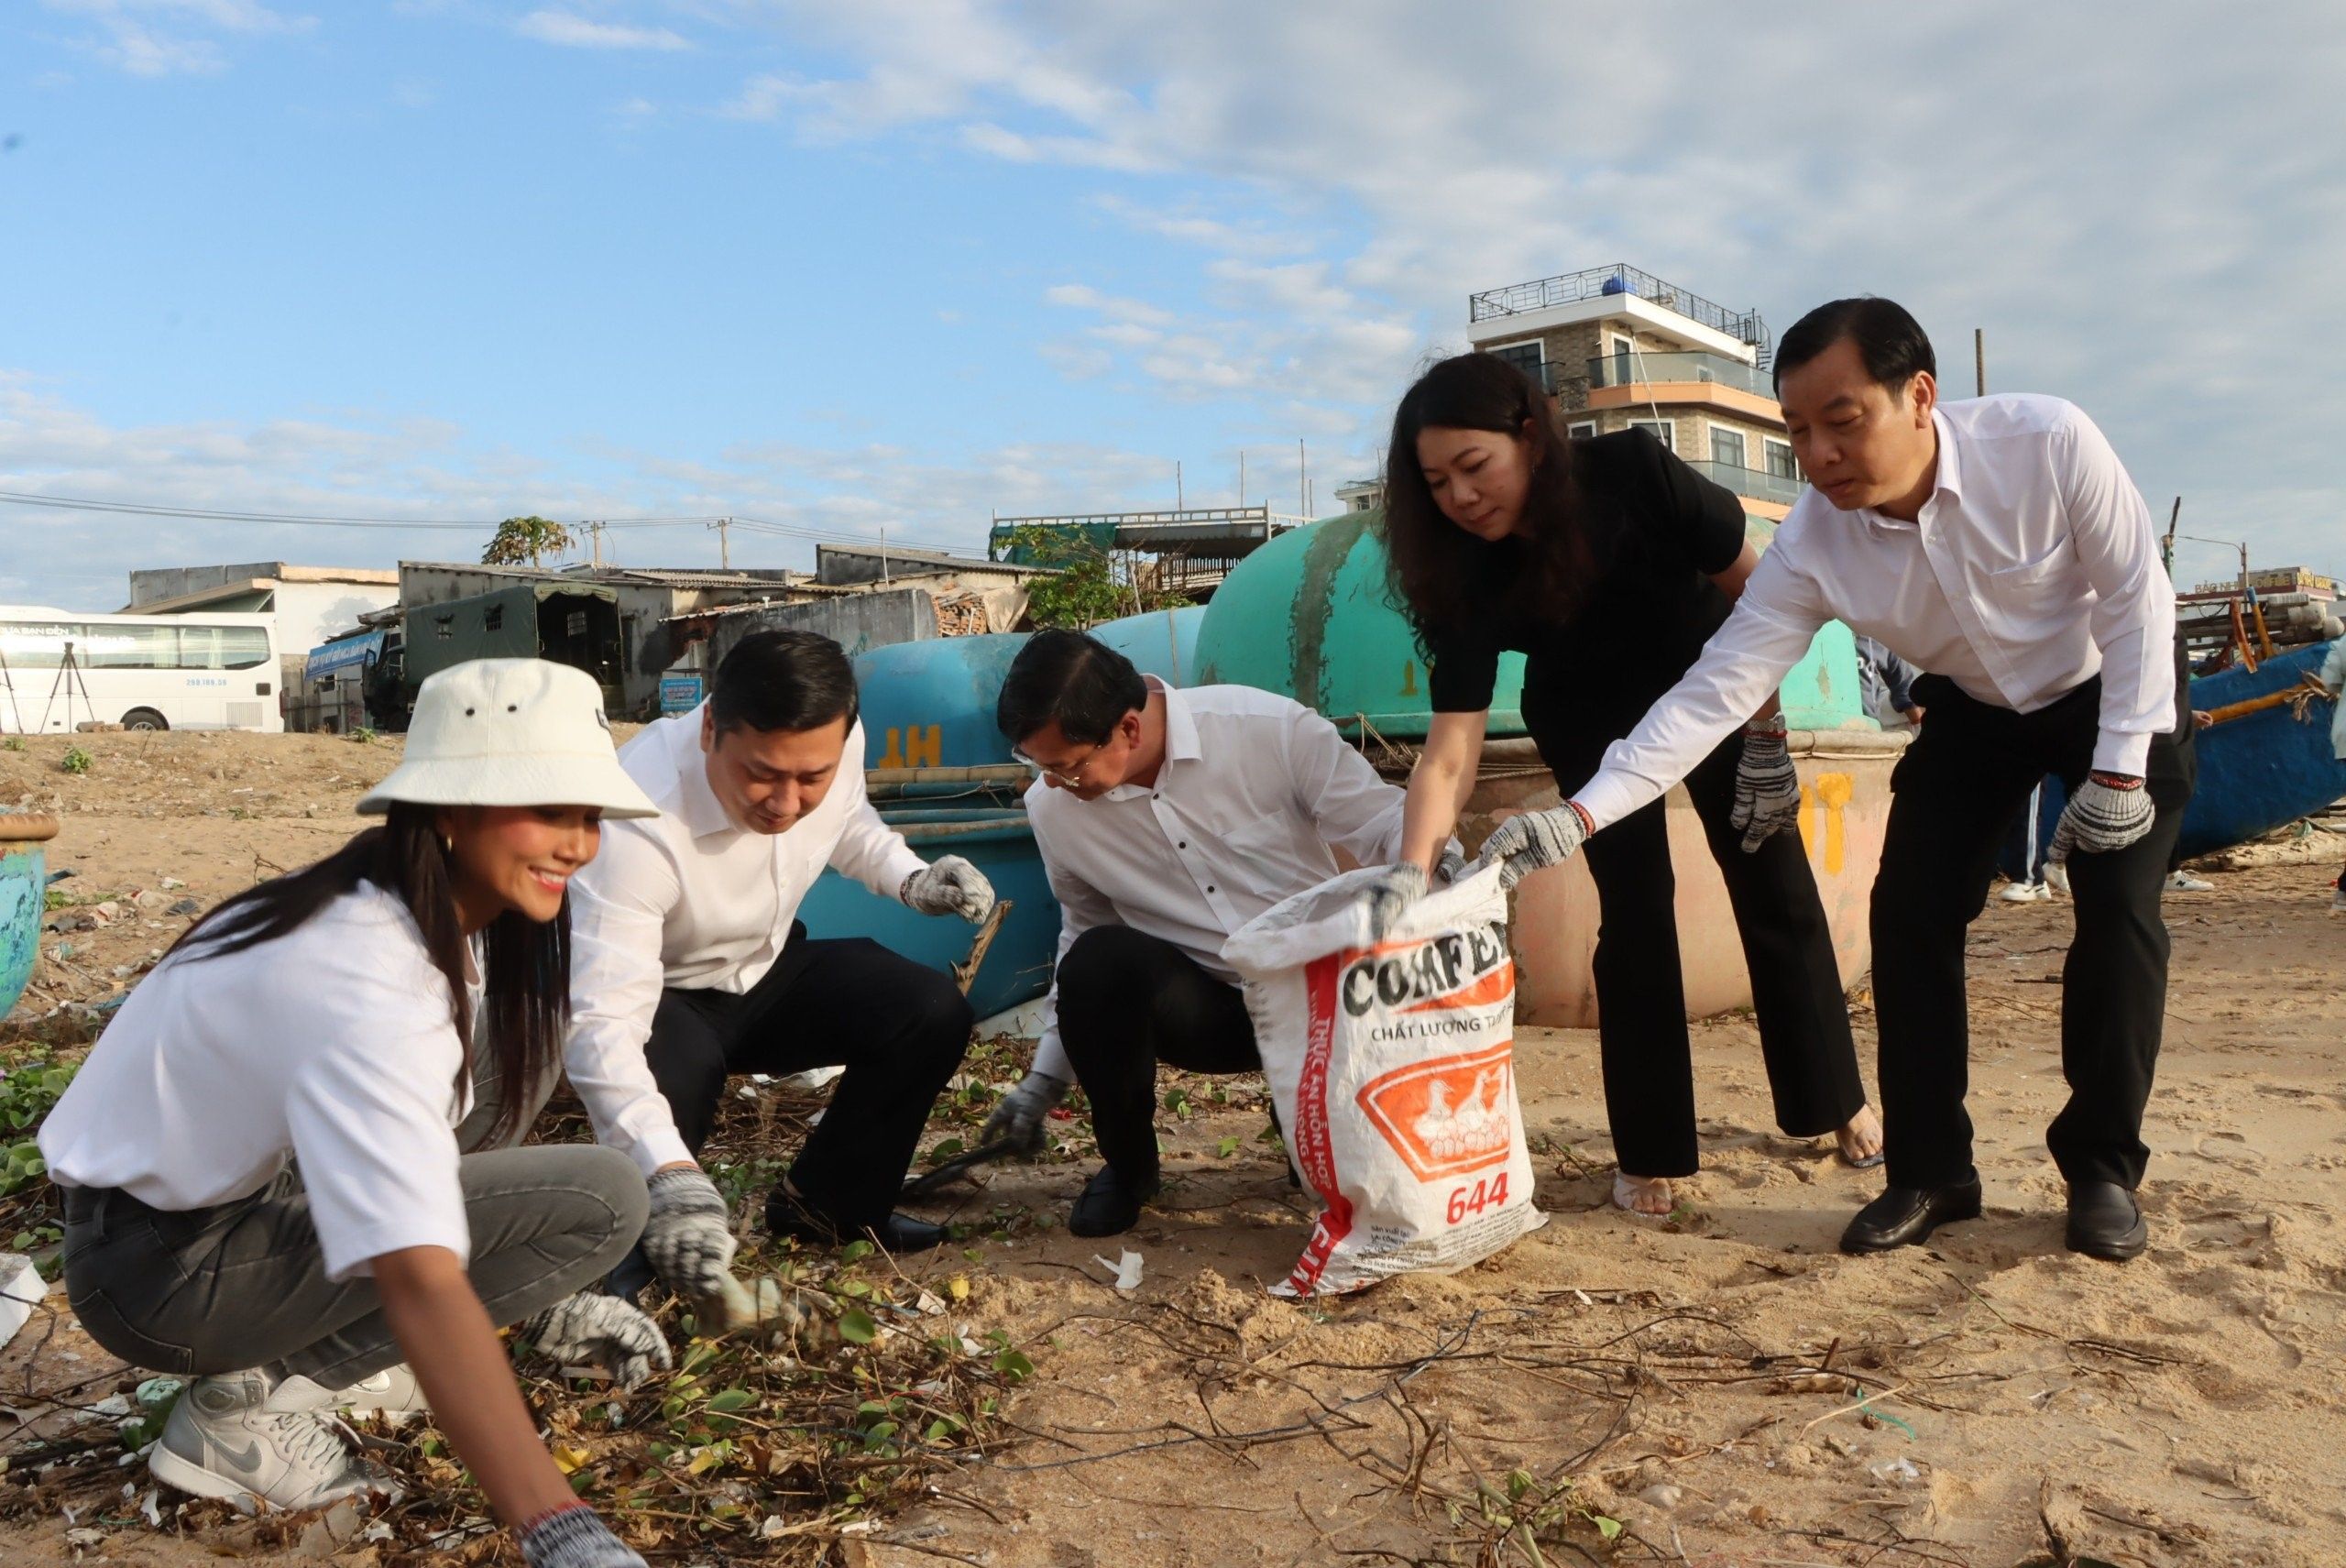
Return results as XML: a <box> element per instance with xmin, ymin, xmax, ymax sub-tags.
<box><xmin>4</xmin><ymin>730</ymin><xmax>2342</xmax><ymax>1566</ymax></box>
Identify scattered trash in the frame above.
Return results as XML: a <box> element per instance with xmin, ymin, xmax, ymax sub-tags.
<box><xmin>1092</xmin><ymin>1249</ymin><xmax>1144</xmax><ymax>1292</ymax></box>
<box><xmin>0</xmin><ymin>1253</ymin><xmax>49</xmax><ymax>1349</ymax></box>
<box><xmin>62</xmin><ymin>1526</ymin><xmax>106</xmax><ymax>1555</ymax></box>
<box><xmin>1638</xmin><ymin>1482</ymin><xmax>1683</xmax><ymax>1509</ymax></box>
<box><xmin>773</xmin><ymin>1066</ymin><xmax>846</xmax><ymax>1092</ymax></box>
<box><xmin>1869</xmin><ymin>1455</ymin><xmax>1923</xmax><ymax>1485</ymax></box>
<box><xmin>165</xmin><ymin>897</ymin><xmax>202</xmax><ymax>917</ymax></box>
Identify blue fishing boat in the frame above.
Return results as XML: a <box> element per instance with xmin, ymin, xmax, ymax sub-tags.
<box><xmin>2008</xmin><ymin>641</ymin><xmax>2344</xmax><ymax>863</ymax></box>
<box><xmin>2177</xmin><ymin>641</ymin><xmax>2344</xmax><ymax>859</ymax></box>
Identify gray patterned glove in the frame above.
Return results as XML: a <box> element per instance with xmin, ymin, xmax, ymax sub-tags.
<box><xmin>520</xmin><ymin>1292</ymin><xmax>672</xmax><ymax>1391</ymax></box>
<box><xmin>2049</xmin><ymin>773</ymin><xmax>2154</xmax><ymax>858</ymax></box>
<box><xmin>1730</xmin><ymin>728</ymin><xmax>1803</xmax><ymax>853</ymax></box>
<box><xmin>901</xmin><ymin>855</ymin><xmax>997</xmax><ymax>921</ymax></box>
<box><xmin>1434</xmin><ymin>843</ymin><xmax>1468</xmax><ymax>886</ymax></box>
<box><xmin>1472</xmin><ymin>803</ymin><xmax>1592</xmax><ymax>890</ymax></box>
<box><xmin>640</xmin><ymin>1168</ymin><xmax>738</xmax><ymax>1300</ymax></box>
<box><xmin>1362</xmin><ymin>861</ymin><xmax>1429</xmax><ymax>941</ymax></box>
<box><xmin>980</xmin><ymin>1070</ymin><xmax>1069</xmax><ymax>1156</ymax></box>
<box><xmin>521</xmin><ymin>1508</ymin><xmax>646</xmax><ymax>1568</ymax></box>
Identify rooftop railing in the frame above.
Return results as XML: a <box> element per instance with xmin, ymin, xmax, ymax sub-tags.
<box><xmin>1683</xmin><ymin>459</ymin><xmax>1803</xmax><ymax>507</ymax></box>
<box><xmin>1586</xmin><ymin>349</ymin><xmax>1772</xmax><ymax>398</ymax></box>
<box><xmin>1470</xmin><ymin>263</ymin><xmax>1770</xmax><ymax>361</ymax></box>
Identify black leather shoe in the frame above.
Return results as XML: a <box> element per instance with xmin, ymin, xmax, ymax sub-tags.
<box><xmin>1838</xmin><ymin>1178</ymin><xmax>1983</xmax><ymax>1254</ymax></box>
<box><xmin>2065</xmin><ymin>1180</ymin><xmax>2148</xmax><ymax>1261</ymax></box>
<box><xmin>766</xmin><ymin>1190</ymin><xmax>948</xmax><ymax>1254</ymax></box>
<box><xmin>1069</xmin><ymin>1166</ymin><xmax>1159</xmax><ymax>1238</ymax></box>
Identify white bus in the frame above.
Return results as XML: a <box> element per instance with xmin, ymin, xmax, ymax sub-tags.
<box><xmin>0</xmin><ymin>608</ymin><xmax>284</xmax><ymax>733</ymax></box>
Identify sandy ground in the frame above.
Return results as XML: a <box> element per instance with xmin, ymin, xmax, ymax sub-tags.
<box><xmin>4</xmin><ymin>729</ymin><xmax>2344</xmax><ymax>1566</ymax></box>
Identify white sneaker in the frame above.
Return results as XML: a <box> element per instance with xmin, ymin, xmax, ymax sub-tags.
<box><xmin>1998</xmin><ymin>881</ymin><xmax>2049</xmax><ymax>904</ymax></box>
<box><xmin>2044</xmin><ymin>861</ymin><xmax>2071</xmax><ymax>896</ymax></box>
<box><xmin>148</xmin><ymin>1370</ymin><xmax>395</xmax><ymax>1512</ymax></box>
<box><xmin>2165</xmin><ymin>870</ymin><xmax>2213</xmax><ymax>893</ymax></box>
<box><xmin>334</xmin><ymin>1365</ymin><xmax>428</xmax><ymax>1423</ymax></box>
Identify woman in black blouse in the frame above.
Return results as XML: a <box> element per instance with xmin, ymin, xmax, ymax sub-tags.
<box><xmin>1369</xmin><ymin>352</ymin><xmax>1880</xmax><ymax>1214</ymax></box>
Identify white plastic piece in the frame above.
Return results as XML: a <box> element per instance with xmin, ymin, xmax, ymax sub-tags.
<box><xmin>0</xmin><ymin>1255</ymin><xmax>49</xmax><ymax>1349</ymax></box>
<box><xmin>1091</xmin><ymin>1250</ymin><xmax>1144</xmax><ymax>1292</ymax></box>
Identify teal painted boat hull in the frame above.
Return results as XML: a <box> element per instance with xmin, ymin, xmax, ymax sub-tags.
<box><xmin>795</xmin><ymin>806</ymin><xmax>1059</xmax><ymax>1020</ymax></box>
<box><xmin>854</xmin><ymin>635</ymin><xmax>1029</xmax><ymax>771</ymax></box>
<box><xmin>1194</xmin><ymin>512</ymin><xmax>1867</xmax><ymax>739</ymax></box>
<box><xmin>1088</xmin><ymin>607</ymin><xmax>1206</xmax><ymax>685</ymax></box>
<box><xmin>1</xmin><ymin>841</ymin><xmax>45</xmax><ymax>1020</ymax></box>
<box><xmin>2179</xmin><ymin>643</ymin><xmax>2345</xmax><ymax>859</ymax></box>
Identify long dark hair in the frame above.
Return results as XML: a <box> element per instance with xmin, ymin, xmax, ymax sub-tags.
<box><xmin>1381</xmin><ymin>352</ymin><xmax>1607</xmax><ymax>636</ymax></box>
<box><xmin>170</xmin><ymin>803</ymin><xmax>568</xmax><ymax>1147</ymax></box>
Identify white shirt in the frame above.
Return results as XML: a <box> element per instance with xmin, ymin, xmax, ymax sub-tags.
<box><xmin>1025</xmin><ymin>680</ymin><xmax>1412</xmax><ymax>1082</ymax></box>
<box><xmin>1576</xmin><ymin>394</ymin><xmax>2178</xmax><ymax>829</ymax></box>
<box><xmin>565</xmin><ymin>707</ymin><xmax>927</xmax><ymax>1176</ymax></box>
<box><xmin>41</xmin><ymin>885</ymin><xmax>477</xmax><ymax>1284</ymax></box>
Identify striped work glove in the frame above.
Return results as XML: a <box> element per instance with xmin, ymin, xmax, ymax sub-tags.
<box><xmin>521</xmin><ymin>1508</ymin><xmax>647</xmax><ymax>1568</ymax></box>
<box><xmin>1362</xmin><ymin>861</ymin><xmax>1429</xmax><ymax>942</ymax></box>
<box><xmin>901</xmin><ymin>855</ymin><xmax>997</xmax><ymax>921</ymax></box>
<box><xmin>1472</xmin><ymin>802</ymin><xmax>1594</xmax><ymax>891</ymax></box>
<box><xmin>520</xmin><ymin>1291</ymin><xmax>672</xmax><ymax>1391</ymax></box>
<box><xmin>1729</xmin><ymin>727</ymin><xmax>1802</xmax><ymax>852</ymax></box>
<box><xmin>2048</xmin><ymin>773</ymin><xmax>2154</xmax><ymax>858</ymax></box>
<box><xmin>640</xmin><ymin>1168</ymin><xmax>738</xmax><ymax>1301</ymax></box>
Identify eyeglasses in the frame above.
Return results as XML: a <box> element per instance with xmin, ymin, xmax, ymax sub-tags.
<box><xmin>1012</xmin><ymin>740</ymin><xmax>1104</xmax><ymax>786</ymax></box>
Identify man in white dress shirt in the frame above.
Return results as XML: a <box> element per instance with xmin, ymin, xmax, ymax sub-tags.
<box><xmin>567</xmin><ymin>630</ymin><xmax>997</xmax><ymax>1266</ymax></box>
<box><xmin>979</xmin><ymin>630</ymin><xmax>1433</xmax><ymax>1237</ymax></box>
<box><xmin>1453</xmin><ymin>298</ymin><xmax>2193</xmax><ymax>1262</ymax></box>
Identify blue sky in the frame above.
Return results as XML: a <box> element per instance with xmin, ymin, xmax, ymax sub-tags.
<box><xmin>3</xmin><ymin>2</ymin><xmax>2341</xmax><ymax>611</ymax></box>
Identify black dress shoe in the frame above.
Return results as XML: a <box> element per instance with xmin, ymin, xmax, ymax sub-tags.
<box><xmin>2065</xmin><ymin>1180</ymin><xmax>2148</xmax><ymax>1261</ymax></box>
<box><xmin>1838</xmin><ymin>1178</ymin><xmax>1983</xmax><ymax>1254</ymax></box>
<box><xmin>766</xmin><ymin>1190</ymin><xmax>948</xmax><ymax>1254</ymax></box>
<box><xmin>1069</xmin><ymin>1166</ymin><xmax>1159</xmax><ymax>1238</ymax></box>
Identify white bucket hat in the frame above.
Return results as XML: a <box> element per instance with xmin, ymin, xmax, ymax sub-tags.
<box><xmin>358</xmin><ymin>658</ymin><xmax>660</xmax><ymax>819</ymax></box>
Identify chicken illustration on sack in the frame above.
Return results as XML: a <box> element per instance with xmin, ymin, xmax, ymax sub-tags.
<box><xmin>1222</xmin><ymin>862</ymin><xmax>1545</xmax><ymax>1298</ymax></box>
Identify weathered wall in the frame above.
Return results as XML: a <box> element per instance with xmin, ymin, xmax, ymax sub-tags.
<box><xmin>702</xmin><ymin>587</ymin><xmax>940</xmax><ymax>670</ymax></box>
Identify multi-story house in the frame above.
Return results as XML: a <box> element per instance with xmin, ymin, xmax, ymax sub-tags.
<box><xmin>1464</xmin><ymin>262</ymin><xmax>1803</xmax><ymax>520</ymax></box>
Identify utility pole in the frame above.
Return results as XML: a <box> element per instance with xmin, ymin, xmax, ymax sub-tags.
<box><xmin>589</xmin><ymin>521</ymin><xmax>603</xmax><ymax>567</ymax></box>
<box><xmin>1298</xmin><ymin>438</ymin><xmax>1307</xmax><ymax>517</ymax></box>
<box><xmin>880</xmin><ymin>524</ymin><xmax>890</xmax><ymax>584</ymax></box>
<box><xmin>1974</xmin><ymin>328</ymin><xmax>1986</xmax><ymax>398</ymax></box>
<box><xmin>1176</xmin><ymin>460</ymin><xmax>1183</xmax><ymax>512</ymax></box>
<box><xmin>718</xmin><ymin>517</ymin><xmax>730</xmax><ymax>570</ymax></box>
<box><xmin>1237</xmin><ymin>449</ymin><xmax>1245</xmax><ymax>510</ymax></box>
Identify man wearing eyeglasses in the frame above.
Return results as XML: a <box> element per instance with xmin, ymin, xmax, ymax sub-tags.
<box><xmin>984</xmin><ymin>630</ymin><xmax>1443</xmax><ymax>1237</ymax></box>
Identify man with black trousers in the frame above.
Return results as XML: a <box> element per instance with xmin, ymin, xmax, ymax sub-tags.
<box><xmin>565</xmin><ymin>630</ymin><xmax>997</xmax><ymax>1267</ymax></box>
<box><xmin>1460</xmin><ymin>297</ymin><xmax>2192</xmax><ymax>1261</ymax></box>
<box><xmin>979</xmin><ymin>630</ymin><xmax>1442</xmax><ymax>1236</ymax></box>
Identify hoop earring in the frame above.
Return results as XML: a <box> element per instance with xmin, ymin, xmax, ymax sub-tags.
<box><xmin>442</xmin><ymin>835</ymin><xmax>454</xmax><ymax>856</ymax></box>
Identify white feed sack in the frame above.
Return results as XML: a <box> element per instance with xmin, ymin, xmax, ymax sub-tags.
<box><xmin>1223</xmin><ymin>864</ymin><xmax>1545</xmax><ymax>1298</ymax></box>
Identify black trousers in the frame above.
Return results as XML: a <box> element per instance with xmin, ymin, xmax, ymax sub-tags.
<box><xmin>1535</xmin><ymin>719</ymin><xmax>1868</xmax><ymax>1178</ymax></box>
<box><xmin>1055</xmin><ymin>925</ymin><xmax>1261</xmax><ymax>1187</ymax></box>
<box><xmin>1870</xmin><ymin>666</ymin><xmax>2195</xmax><ymax>1191</ymax></box>
<box><xmin>644</xmin><ymin>924</ymin><xmax>972</xmax><ymax>1229</ymax></box>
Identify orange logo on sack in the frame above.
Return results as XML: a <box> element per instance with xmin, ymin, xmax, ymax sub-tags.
<box><xmin>1354</xmin><ymin>1041</ymin><xmax>1518</xmax><ymax>1182</ymax></box>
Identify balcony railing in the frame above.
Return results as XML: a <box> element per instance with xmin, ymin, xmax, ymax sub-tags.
<box><xmin>1469</xmin><ymin>263</ymin><xmax>1771</xmax><ymax>361</ymax></box>
<box><xmin>1684</xmin><ymin>459</ymin><xmax>1804</xmax><ymax>507</ymax></box>
<box><xmin>1586</xmin><ymin>349</ymin><xmax>1771</xmax><ymax>399</ymax></box>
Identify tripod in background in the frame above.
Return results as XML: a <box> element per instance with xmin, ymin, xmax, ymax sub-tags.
<box><xmin>38</xmin><ymin>641</ymin><xmax>94</xmax><ymax>735</ymax></box>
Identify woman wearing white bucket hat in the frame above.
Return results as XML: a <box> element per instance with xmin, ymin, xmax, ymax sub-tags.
<box><xmin>42</xmin><ymin>660</ymin><xmax>667</xmax><ymax>1567</ymax></box>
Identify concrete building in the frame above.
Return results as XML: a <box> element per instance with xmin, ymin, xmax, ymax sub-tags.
<box><xmin>1464</xmin><ymin>262</ymin><xmax>1802</xmax><ymax>520</ymax></box>
<box><xmin>396</xmin><ymin>562</ymin><xmax>801</xmax><ymax>717</ymax></box>
<box><xmin>1333</xmin><ymin>479</ymin><xmax>1386</xmax><ymax>513</ymax></box>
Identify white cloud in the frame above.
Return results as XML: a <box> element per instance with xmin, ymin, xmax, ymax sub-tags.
<box><xmin>714</xmin><ymin>0</ymin><xmax>2346</xmax><ymax>555</ymax></box>
<box><xmin>39</xmin><ymin>0</ymin><xmax>312</xmax><ymax>77</ymax></box>
<box><xmin>0</xmin><ymin>373</ymin><xmax>1197</xmax><ymax>611</ymax></box>
<box><xmin>514</xmin><ymin>9</ymin><xmax>689</xmax><ymax>51</ymax></box>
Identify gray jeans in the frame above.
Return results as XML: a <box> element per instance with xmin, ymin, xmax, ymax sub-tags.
<box><xmin>60</xmin><ymin>1053</ymin><xmax>644</xmax><ymax>1387</ymax></box>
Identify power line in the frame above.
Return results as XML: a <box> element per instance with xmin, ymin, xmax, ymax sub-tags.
<box><xmin>0</xmin><ymin>488</ymin><xmax>733</xmax><ymax>531</ymax></box>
